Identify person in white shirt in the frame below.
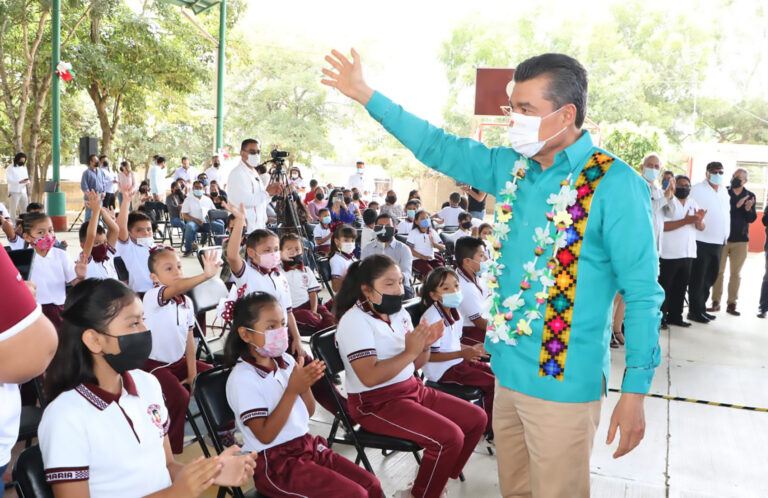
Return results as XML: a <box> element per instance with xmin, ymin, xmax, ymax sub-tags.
<box><xmin>204</xmin><ymin>155</ymin><xmax>223</xmax><ymax>187</ymax></box>
<box><xmin>227</xmin><ymin>139</ymin><xmax>282</xmax><ymax>233</ymax></box>
<box><xmin>658</xmin><ymin>176</ymin><xmax>706</xmax><ymax>328</ymax></box>
<box><xmin>454</xmin><ymin>237</ymin><xmax>490</xmax><ymax>346</ymax></box>
<box><xmin>6</xmin><ymin>153</ymin><xmax>30</xmax><ymax>221</ymax></box>
<box><xmin>446</xmin><ymin>212</ymin><xmax>476</xmax><ymax>244</ymax></box>
<box><xmin>346</xmin><ymin>160</ymin><xmax>370</xmax><ymax>195</ymax></box>
<box><xmin>80</xmin><ymin>191</ymin><xmax>120</xmax><ymax>280</ymax></box>
<box><xmin>313</xmin><ymin>208</ymin><xmax>333</xmax><ymax>255</ymax></box>
<box><xmin>361</xmin><ymin>212</ymin><xmax>414</xmax><ymax>299</ymax></box>
<box><xmin>280</xmin><ymin>233</ymin><xmax>335</xmax><ymax>332</ymax></box>
<box><xmin>397</xmin><ymin>200</ymin><xmax>419</xmax><ymax>235</ymax></box>
<box><xmin>334</xmin><ymin>254</ymin><xmax>486</xmax><ymax>498</ymax></box>
<box><xmin>172</xmin><ymin>156</ymin><xmax>196</xmax><ymax>190</ymax></box>
<box><xmin>180</xmin><ymin>180</ymin><xmax>223</xmax><ymax>255</ymax></box>
<box><xmin>329</xmin><ymin>224</ymin><xmax>358</xmax><ymax>293</ymax></box>
<box><xmin>0</xmin><ymin>247</ymin><xmax>57</xmax><ymax>490</ymax></box>
<box><xmin>223</xmin><ymin>292</ymin><xmax>382</xmax><ymax>497</ymax></box>
<box><xmin>360</xmin><ymin>208</ymin><xmax>378</xmax><ymax>249</ymax></box>
<box><xmin>39</xmin><ymin>278</ymin><xmax>254</xmax><ymax>498</ymax></box>
<box><xmin>21</xmin><ymin>212</ymin><xmax>87</xmax><ymax>330</ymax></box>
<box><xmin>406</xmin><ymin>210</ymin><xmax>445</xmax><ymax>278</ymax></box>
<box><xmin>640</xmin><ymin>153</ymin><xmax>676</xmax><ymax>253</ymax></box>
<box><xmin>148</xmin><ymin>156</ymin><xmax>166</xmax><ymax>201</ymax></box>
<box><xmin>288</xmin><ymin>166</ymin><xmax>306</xmax><ymax>193</ymax></box>
<box><xmin>419</xmin><ymin>267</ymin><xmax>494</xmax><ymax>436</ymax></box>
<box><xmin>687</xmin><ymin>162</ymin><xmax>730</xmax><ymax>323</ymax></box>
<box><xmin>434</xmin><ymin>192</ymin><xmax>464</xmax><ymax>227</ymax></box>
<box><xmin>116</xmin><ymin>186</ymin><xmax>157</xmax><ymax>295</ymax></box>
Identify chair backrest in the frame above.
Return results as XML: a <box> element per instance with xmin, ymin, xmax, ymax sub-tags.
<box><xmin>194</xmin><ymin>367</ymin><xmax>234</xmax><ymax>436</ymax></box>
<box><xmin>187</xmin><ymin>277</ymin><xmax>229</xmax><ymax>313</ymax></box>
<box><xmin>206</xmin><ymin>209</ymin><xmax>228</xmax><ymax>223</ymax></box>
<box><xmin>395</xmin><ymin>234</ymin><xmax>408</xmax><ymax>244</ymax></box>
<box><xmin>196</xmin><ymin>245</ymin><xmax>222</xmax><ymax>269</ymax></box>
<box><xmin>144</xmin><ymin>201</ymin><xmax>169</xmax><ymax>219</ymax></box>
<box><xmin>404</xmin><ymin>298</ymin><xmax>422</xmax><ymax>326</ymax></box>
<box><xmin>12</xmin><ymin>445</ymin><xmax>54</xmax><ymax>498</ymax></box>
<box><xmin>441</xmin><ymin>225</ymin><xmax>459</xmax><ymax>234</ymax></box>
<box><xmin>113</xmin><ymin>256</ymin><xmax>129</xmax><ymax>283</ymax></box>
<box><xmin>310</xmin><ymin>329</ymin><xmax>344</xmax><ymax>377</ymax></box>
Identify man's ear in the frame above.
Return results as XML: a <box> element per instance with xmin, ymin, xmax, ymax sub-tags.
<box><xmin>562</xmin><ymin>103</ymin><xmax>578</xmax><ymax>128</ymax></box>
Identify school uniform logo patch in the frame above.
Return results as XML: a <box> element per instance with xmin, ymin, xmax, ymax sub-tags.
<box><xmin>402</xmin><ymin>317</ymin><xmax>412</xmax><ymax>333</ymax></box>
<box><xmin>147</xmin><ymin>404</ymin><xmax>163</xmax><ymax>430</ymax></box>
<box><xmin>302</xmin><ymin>274</ymin><xmax>310</xmax><ymax>287</ymax></box>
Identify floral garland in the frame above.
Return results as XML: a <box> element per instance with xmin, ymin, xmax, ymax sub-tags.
<box><xmin>482</xmin><ymin>157</ymin><xmax>578</xmax><ymax>346</ymax></box>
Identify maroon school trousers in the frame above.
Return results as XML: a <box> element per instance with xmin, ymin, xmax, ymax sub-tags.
<box><xmin>438</xmin><ymin>360</ymin><xmax>495</xmax><ymax>433</ymax></box>
<box><xmin>412</xmin><ymin>254</ymin><xmax>445</xmax><ymax>279</ymax></box>
<box><xmin>254</xmin><ymin>433</ymin><xmax>383</xmax><ymax>498</ymax></box>
<box><xmin>293</xmin><ymin>300</ymin><xmax>336</xmax><ymax>332</ymax></box>
<box><xmin>41</xmin><ymin>304</ymin><xmax>63</xmax><ymax>332</ymax></box>
<box><xmin>348</xmin><ymin>377</ymin><xmax>486</xmax><ymax>498</ymax></box>
<box><xmin>142</xmin><ymin>356</ymin><xmax>212</xmax><ymax>454</ymax></box>
<box><xmin>461</xmin><ymin>325</ymin><xmax>486</xmax><ymax>346</ymax></box>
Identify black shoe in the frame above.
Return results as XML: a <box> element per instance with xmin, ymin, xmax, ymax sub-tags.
<box><xmin>668</xmin><ymin>318</ymin><xmax>692</xmax><ymax>328</ymax></box>
<box><xmin>758</xmin><ymin>311</ymin><xmax>767</xmax><ymax>319</ymax></box>
<box><xmin>660</xmin><ymin>320</ymin><xmax>669</xmax><ymax>330</ymax></box>
<box><xmin>687</xmin><ymin>312</ymin><xmax>710</xmax><ymax>324</ymax></box>
<box><xmin>702</xmin><ymin>312</ymin><xmax>716</xmax><ymax>320</ymax></box>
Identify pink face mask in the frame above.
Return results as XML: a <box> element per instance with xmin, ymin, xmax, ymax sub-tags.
<box><xmin>259</xmin><ymin>251</ymin><xmax>282</xmax><ymax>270</ymax></box>
<box><xmin>247</xmin><ymin>327</ymin><xmax>289</xmax><ymax>358</ymax></box>
<box><xmin>34</xmin><ymin>233</ymin><xmax>56</xmax><ymax>251</ymax></box>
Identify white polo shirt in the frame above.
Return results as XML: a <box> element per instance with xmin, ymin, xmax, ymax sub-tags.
<box><xmin>457</xmin><ymin>267</ymin><xmax>488</xmax><ymax>327</ymax></box>
<box><xmin>661</xmin><ymin>198</ymin><xmax>700</xmax><ymax>260</ymax></box>
<box><xmin>143</xmin><ymin>286</ymin><xmax>195</xmax><ymax>364</ymax></box>
<box><xmin>7</xmin><ymin>235</ymin><xmax>25</xmax><ymax>250</ymax></box>
<box><xmin>0</xmin><ymin>202</ymin><xmax>9</xmax><ymax>219</ymax></box>
<box><xmin>181</xmin><ymin>194</ymin><xmax>216</xmax><ymax>222</ymax></box>
<box><xmin>282</xmin><ymin>265</ymin><xmax>321</xmax><ymax>308</ymax></box>
<box><xmin>336</xmin><ymin>301</ymin><xmax>415</xmax><ymax>394</ymax></box>
<box><xmin>83</xmin><ymin>245</ymin><xmax>118</xmax><ymax>280</ymax></box>
<box><xmin>6</xmin><ymin>165</ymin><xmax>29</xmax><ymax>194</ymax></box>
<box><xmin>446</xmin><ymin>228</ymin><xmax>472</xmax><ymax>244</ymax></box>
<box><xmin>397</xmin><ymin>219</ymin><xmax>414</xmax><ymax>235</ymax></box>
<box><xmin>691</xmin><ymin>180</ymin><xmax>730</xmax><ymax>245</ymax></box>
<box><xmin>313</xmin><ymin>224</ymin><xmax>331</xmax><ymax>242</ymax></box>
<box><xmin>39</xmin><ymin>370</ymin><xmax>171</xmax><ymax>498</ymax></box>
<box><xmin>115</xmin><ymin>239</ymin><xmax>153</xmax><ymax>293</ymax></box>
<box><xmin>172</xmin><ymin>166</ymin><xmax>196</xmax><ymax>184</ymax></box>
<box><xmin>421</xmin><ymin>303</ymin><xmax>464</xmax><ymax>382</ymax></box>
<box><xmin>204</xmin><ymin>166</ymin><xmax>221</xmax><ymax>185</ymax></box>
<box><xmin>406</xmin><ymin>228</ymin><xmax>441</xmax><ymax>257</ymax></box>
<box><xmin>28</xmin><ymin>247</ymin><xmax>77</xmax><ymax>306</ymax></box>
<box><xmin>232</xmin><ymin>262</ymin><xmax>294</xmax><ymax>318</ymax></box>
<box><xmin>329</xmin><ymin>252</ymin><xmax>356</xmax><ymax>280</ymax></box>
<box><xmin>437</xmin><ymin>206</ymin><xmax>463</xmax><ymax>227</ymax></box>
<box><xmin>226</xmin><ymin>354</ymin><xmax>309</xmax><ymax>453</ymax></box>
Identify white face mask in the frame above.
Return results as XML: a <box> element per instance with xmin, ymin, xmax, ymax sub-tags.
<box><xmin>507</xmin><ymin>107</ymin><xmax>567</xmax><ymax>158</ymax></box>
<box><xmin>136</xmin><ymin>236</ymin><xmax>154</xmax><ymax>248</ymax></box>
<box><xmin>247</xmin><ymin>153</ymin><xmax>261</xmax><ymax>167</ymax></box>
<box><xmin>340</xmin><ymin>241</ymin><xmax>356</xmax><ymax>254</ymax></box>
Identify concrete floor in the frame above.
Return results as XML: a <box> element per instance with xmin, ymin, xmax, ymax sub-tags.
<box><xmin>4</xmin><ymin>227</ymin><xmax>768</xmax><ymax>497</ymax></box>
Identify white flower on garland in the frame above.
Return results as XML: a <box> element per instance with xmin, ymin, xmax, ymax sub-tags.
<box><xmin>533</xmin><ymin>227</ymin><xmax>554</xmax><ymax>246</ymax></box>
<box><xmin>503</xmin><ymin>294</ymin><xmax>525</xmax><ymax>311</ymax></box>
<box><xmin>500</xmin><ymin>181</ymin><xmax>518</xmax><ymax>198</ymax></box>
<box><xmin>525</xmin><ymin>308</ymin><xmax>543</xmax><ymax>321</ymax></box>
<box><xmin>523</xmin><ymin>261</ymin><xmax>541</xmax><ymax>281</ymax></box>
<box><xmin>511</xmin><ymin>157</ymin><xmax>529</xmax><ymax>177</ymax></box>
<box><xmin>493</xmin><ymin>222</ymin><xmax>511</xmax><ymax>240</ymax></box>
<box><xmin>554</xmin><ymin>231</ymin><xmax>568</xmax><ymax>249</ymax></box>
<box><xmin>539</xmin><ymin>271</ymin><xmax>556</xmax><ymax>288</ymax></box>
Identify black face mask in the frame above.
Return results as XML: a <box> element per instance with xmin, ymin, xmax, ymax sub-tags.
<box><xmin>16</xmin><ymin>161</ymin><xmax>25</xmax><ymax>167</ymax></box>
<box><xmin>674</xmin><ymin>187</ymin><xmax>691</xmax><ymax>200</ymax></box>
<box><xmin>461</xmin><ymin>221</ymin><xmax>473</xmax><ymax>230</ymax></box>
<box><xmin>213</xmin><ymin>162</ymin><xmax>220</xmax><ymax>168</ymax></box>
<box><xmin>315</xmin><ymin>193</ymin><xmax>324</xmax><ymax>201</ymax></box>
<box><xmin>211</xmin><ymin>192</ymin><xmax>219</xmax><ymax>198</ymax></box>
<box><xmin>102</xmin><ymin>330</ymin><xmax>153</xmax><ymax>374</ymax></box>
<box><xmin>385</xmin><ymin>196</ymin><xmax>396</xmax><ymax>204</ymax></box>
<box><xmin>102</xmin><ymin>161</ymin><xmax>109</xmax><ymax>168</ymax></box>
<box><xmin>371</xmin><ymin>289</ymin><xmax>403</xmax><ymax>315</ymax></box>
<box><xmin>289</xmin><ymin>254</ymin><xmax>303</xmax><ymax>264</ymax></box>
<box><xmin>343</xmin><ymin>197</ymin><xmax>352</xmax><ymax>205</ymax></box>
<box><xmin>352</xmin><ymin>193</ymin><xmax>360</xmax><ymax>201</ymax></box>
<box><xmin>730</xmin><ymin>178</ymin><xmax>743</xmax><ymax>189</ymax></box>
<box><xmin>375</xmin><ymin>226</ymin><xmax>394</xmax><ymax>243</ymax></box>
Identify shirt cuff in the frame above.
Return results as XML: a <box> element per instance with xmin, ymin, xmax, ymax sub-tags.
<box><xmin>365</xmin><ymin>91</ymin><xmax>393</xmax><ymax>122</ymax></box>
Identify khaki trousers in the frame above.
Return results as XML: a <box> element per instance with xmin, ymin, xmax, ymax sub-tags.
<box><xmin>493</xmin><ymin>383</ymin><xmax>602</xmax><ymax>498</ymax></box>
<box><xmin>712</xmin><ymin>241</ymin><xmax>749</xmax><ymax>305</ymax></box>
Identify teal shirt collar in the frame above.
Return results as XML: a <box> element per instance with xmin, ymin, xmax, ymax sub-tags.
<box><xmin>547</xmin><ymin>130</ymin><xmax>594</xmax><ymax>173</ymax></box>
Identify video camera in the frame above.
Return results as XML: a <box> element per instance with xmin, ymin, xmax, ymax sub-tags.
<box><xmin>267</xmin><ymin>149</ymin><xmax>290</xmax><ymax>174</ymax></box>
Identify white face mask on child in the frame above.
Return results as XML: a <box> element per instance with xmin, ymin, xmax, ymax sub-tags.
<box><xmin>136</xmin><ymin>237</ymin><xmax>154</xmax><ymax>247</ymax></box>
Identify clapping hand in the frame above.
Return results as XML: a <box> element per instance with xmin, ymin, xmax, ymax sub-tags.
<box><xmin>287</xmin><ymin>355</ymin><xmax>326</xmax><ymax>394</ymax></box>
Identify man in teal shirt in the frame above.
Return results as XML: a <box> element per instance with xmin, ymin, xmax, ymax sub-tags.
<box><xmin>323</xmin><ymin>50</ymin><xmax>663</xmax><ymax>497</ymax></box>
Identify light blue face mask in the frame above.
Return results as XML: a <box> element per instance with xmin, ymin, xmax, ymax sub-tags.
<box><xmin>419</xmin><ymin>219</ymin><xmax>431</xmax><ymax>229</ymax></box>
<box><xmin>709</xmin><ymin>173</ymin><xmax>723</xmax><ymax>185</ymax></box>
<box><xmin>441</xmin><ymin>291</ymin><xmax>463</xmax><ymax>308</ymax></box>
<box><xmin>321</xmin><ymin>216</ymin><xmax>331</xmax><ymax>225</ymax></box>
<box><xmin>406</xmin><ymin>210</ymin><xmax>416</xmax><ymax>219</ymax></box>
<box><xmin>476</xmin><ymin>260</ymin><xmax>490</xmax><ymax>275</ymax></box>
<box><xmin>193</xmin><ymin>189</ymin><xmax>204</xmax><ymax>197</ymax></box>
<box><xmin>642</xmin><ymin>168</ymin><xmax>660</xmax><ymax>182</ymax></box>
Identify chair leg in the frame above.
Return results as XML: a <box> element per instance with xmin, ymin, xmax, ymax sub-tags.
<box><xmin>327</xmin><ymin>416</ymin><xmax>341</xmax><ymax>448</ymax></box>
<box><xmin>186</xmin><ymin>409</ymin><xmax>210</xmax><ymax>457</ymax></box>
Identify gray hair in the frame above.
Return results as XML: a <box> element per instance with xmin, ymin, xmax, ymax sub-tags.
<box><xmin>734</xmin><ymin>167</ymin><xmax>749</xmax><ymax>180</ymax></box>
<box><xmin>642</xmin><ymin>153</ymin><xmax>661</xmax><ymax>164</ymax></box>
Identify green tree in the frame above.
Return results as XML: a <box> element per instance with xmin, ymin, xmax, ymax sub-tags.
<box><xmin>601</xmin><ymin>122</ymin><xmax>664</xmax><ymax>172</ymax></box>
